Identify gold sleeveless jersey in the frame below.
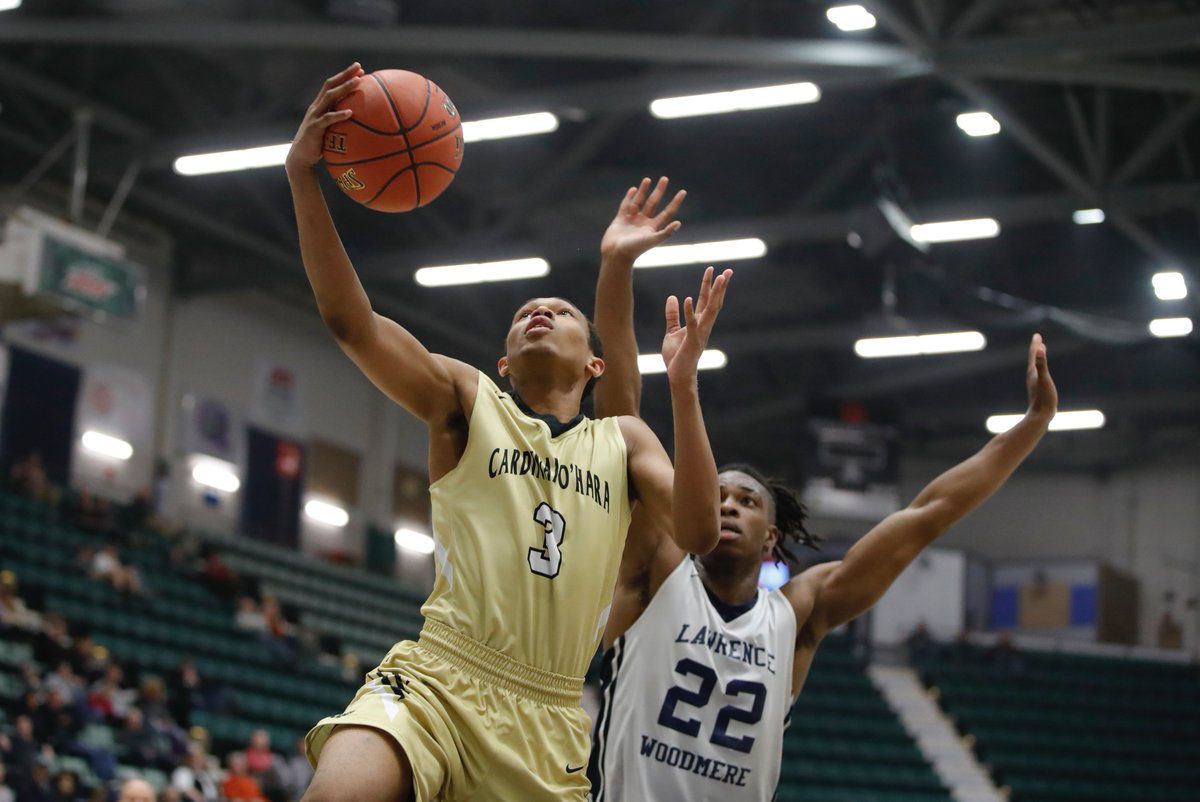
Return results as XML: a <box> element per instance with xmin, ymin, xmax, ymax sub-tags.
<box><xmin>422</xmin><ymin>372</ymin><xmax>632</xmax><ymax>680</ymax></box>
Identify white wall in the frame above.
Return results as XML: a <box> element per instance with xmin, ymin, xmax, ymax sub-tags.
<box><xmin>898</xmin><ymin>455</ymin><xmax>1200</xmax><ymax>652</ymax></box>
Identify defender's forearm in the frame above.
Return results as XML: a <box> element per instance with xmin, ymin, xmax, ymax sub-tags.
<box><xmin>286</xmin><ymin>165</ymin><xmax>375</xmax><ymax>342</ymax></box>
<box><xmin>668</xmin><ymin>378</ymin><xmax>720</xmax><ymax>554</ymax></box>
<box><xmin>594</xmin><ymin>252</ymin><xmax>642</xmax><ymax>418</ymax></box>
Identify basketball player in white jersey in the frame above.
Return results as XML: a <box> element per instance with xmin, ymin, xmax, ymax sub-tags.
<box><xmin>588</xmin><ymin>178</ymin><xmax>1058</xmax><ymax>801</ymax></box>
<box><xmin>286</xmin><ymin>67</ymin><xmax>734</xmax><ymax>802</ymax></box>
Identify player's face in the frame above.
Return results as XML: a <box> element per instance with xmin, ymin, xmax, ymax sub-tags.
<box><xmin>500</xmin><ymin>297</ymin><xmax>599</xmax><ymax>385</ymax></box>
<box><xmin>715</xmin><ymin>470</ymin><xmax>778</xmax><ymax>561</ymax></box>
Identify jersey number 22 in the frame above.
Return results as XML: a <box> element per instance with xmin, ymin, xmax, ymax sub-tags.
<box><xmin>657</xmin><ymin>658</ymin><xmax>766</xmax><ymax>754</ymax></box>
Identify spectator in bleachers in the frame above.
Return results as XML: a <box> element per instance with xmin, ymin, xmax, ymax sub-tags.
<box><xmin>89</xmin><ymin>544</ymin><xmax>145</xmax><ymax>597</ymax></box>
<box><xmin>88</xmin><ymin>664</ymin><xmax>134</xmax><ymax>723</ymax></box>
<box><xmin>117</xmin><ymin>777</ymin><xmax>155</xmax><ymax>802</ymax></box>
<box><xmin>985</xmin><ymin>632</ymin><xmax>1027</xmax><ymax>673</ymax></box>
<box><xmin>199</xmin><ymin>549</ymin><xmax>238</xmax><ymax>600</ymax></box>
<box><xmin>72</xmin><ymin>638</ymin><xmax>111</xmax><ymax>685</ymax></box>
<box><xmin>34</xmin><ymin>615</ymin><xmax>75</xmax><ymax>668</ymax></box>
<box><xmin>278</xmin><ymin>737</ymin><xmax>312</xmax><ymax>802</ymax></box>
<box><xmin>35</xmin><ymin>688</ymin><xmax>82</xmax><ymax>756</ymax></box>
<box><xmin>68</xmin><ymin>489</ymin><xmax>114</xmax><ymax>537</ymax></box>
<box><xmin>221</xmin><ymin>752</ymin><xmax>266</xmax><ymax>802</ymax></box>
<box><xmin>258</xmin><ymin>598</ymin><xmax>297</xmax><ymax>663</ymax></box>
<box><xmin>45</xmin><ymin>662</ymin><xmax>86</xmax><ymax>708</ymax></box>
<box><xmin>0</xmin><ymin>761</ymin><xmax>14</xmax><ymax>802</ymax></box>
<box><xmin>118</xmin><ymin>708</ymin><xmax>170</xmax><ymax>770</ymax></box>
<box><xmin>51</xmin><ymin>769</ymin><xmax>86</xmax><ymax>802</ymax></box>
<box><xmin>25</xmin><ymin>757</ymin><xmax>54</xmax><ymax>802</ymax></box>
<box><xmin>233</xmin><ymin>598</ymin><xmax>267</xmax><ymax>635</ymax></box>
<box><xmin>10</xmin><ymin>451</ymin><xmax>53</xmax><ymax>504</ymax></box>
<box><xmin>170</xmin><ymin>743</ymin><xmax>219</xmax><ymax>802</ymax></box>
<box><xmin>0</xmin><ymin>571</ymin><xmax>43</xmax><ymax>633</ymax></box>
<box><xmin>904</xmin><ymin>621</ymin><xmax>936</xmax><ymax>664</ymax></box>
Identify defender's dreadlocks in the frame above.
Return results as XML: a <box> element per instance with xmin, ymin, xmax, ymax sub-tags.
<box><xmin>720</xmin><ymin>463</ymin><xmax>819</xmax><ymax>566</ymax></box>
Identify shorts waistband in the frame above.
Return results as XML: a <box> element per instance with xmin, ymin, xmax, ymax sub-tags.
<box><xmin>417</xmin><ymin>619</ymin><xmax>583</xmax><ymax>707</ymax></box>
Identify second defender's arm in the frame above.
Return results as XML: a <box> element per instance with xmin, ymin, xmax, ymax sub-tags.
<box><xmin>594</xmin><ymin>177</ymin><xmax>686</xmax><ymax>418</ymax></box>
<box><xmin>800</xmin><ymin>334</ymin><xmax>1057</xmax><ymax>637</ymax></box>
<box><xmin>285</xmin><ymin>63</ymin><xmax>468</xmax><ymax>424</ymax></box>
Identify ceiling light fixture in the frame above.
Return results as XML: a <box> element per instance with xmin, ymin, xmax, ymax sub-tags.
<box><xmin>395</xmin><ymin>528</ymin><xmax>436</xmax><ymax>554</ymax></box>
<box><xmin>633</xmin><ymin>238</ymin><xmax>766</xmax><ymax>268</ymax></box>
<box><xmin>461</xmin><ymin>112</ymin><xmax>558</xmax><ymax>143</ymax></box>
<box><xmin>1152</xmin><ymin>271</ymin><xmax>1188</xmax><ymax>301</ymax></box>
<box><xmin>910</xmin><ymin>218</ymin><xmax>1000</xmax><ymax>244</ymax></box>
<box><xmin>986</xmin><ymin>409</ymin><xmax>1106</xmax><ymax>434</ymax></box>
<box><xmin>854</xmin><ymin>331</ymin><xmax>987</xmax><ymax>359</ymax></box>
<box><xmin>956</xmin><ymin>111</ymin><xmax>1001</xmax><ymax>137</ymax></box>
<box><xmin>1148</xmin><ymin>317</ymin><xmax>1193</xmax><ymax>338</ymax></box>
<box><xmin>304</xmin><ymin>499</ymin><xmax>350</xmax><ymax>528</ymax></box>
<box><xmin>414</xmin><ymin>258</ymin><xmax>550</xmax><ymax>287</ymax></box>
<box><xmin>826</xmin><ymin>5</ymin><xmax>877</xmax><ymax>31</ymax></box>
<box><xmin>81</xmin><ymin>431</ymin><xmax>133</xmax><ymax>461</ymax></box>
<box><xmin>638</xmin><ymin>350</ymin><xmax>728</xmax><ymax>374</ymax></box>
<box><xmin>191</xmin><ymin>457</ymin><xmax>241</xmax><ymax>493</ymax></box>
<box><xmin>1072</xmin><ymin>208</ymin><xmax>1105</xmax><ymax>225</ymax></box>
<box><xmin>649</xmin><ymin>83</ymin><xmax>820</xmax><ymax>119</ymax></box>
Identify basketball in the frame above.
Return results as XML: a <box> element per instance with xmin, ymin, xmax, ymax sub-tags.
<box><xmin>322</xmin><ymin>69</ymin><xmax>464</xmax><ymax>213</ymax></box>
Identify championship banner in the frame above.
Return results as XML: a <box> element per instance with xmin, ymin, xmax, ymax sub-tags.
<box><xmin>180</xmin><ymin>393</ymin><xmax>243</xmax><ymax>463</ymax></box>
<box><xmin>251</xmin><ymin>359</ymin><xmax>303</xmax><ymax>434</ymax></box>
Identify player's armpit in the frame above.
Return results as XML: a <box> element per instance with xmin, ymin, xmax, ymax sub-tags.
<box><xmin>337</xmin><ymin>313</ymin><xmax>476</xmax><ymax>424</ymax></box>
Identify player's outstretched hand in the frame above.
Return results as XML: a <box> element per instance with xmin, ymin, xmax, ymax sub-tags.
<box><xmin>286</xmin><ymin>63</ymin><xmax>365</xmax><ymax>171</ymax></box>
<box><xmin>662</xmin><ymin>266</ymin><xmax>732</xmax><ymax>384</ymax></box>
<box><xmin>600</xmin><ymin>177</ymin><xmax>687</xmax><ymax>263</ymax></box>
<box><xmin>1025</xmin><ymin>333</ymin><xmax>1058</xmax><ymax>422</ymax></box>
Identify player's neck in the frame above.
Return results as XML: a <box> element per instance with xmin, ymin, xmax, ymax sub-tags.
<box><xmin>510</xmin><ymin>377</ymin><xmax>583</xmax><ymax>424</ymax></box>
<box><xmin>696</xmin><ymin>557</ymin><xmax>760</xmax><ymax>606</ymax></box>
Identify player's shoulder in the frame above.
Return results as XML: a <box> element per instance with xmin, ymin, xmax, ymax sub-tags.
<box><xmin>781</xmin><ymin>561</ymin><xmax>841</xmax><ymax>620</ymax></box>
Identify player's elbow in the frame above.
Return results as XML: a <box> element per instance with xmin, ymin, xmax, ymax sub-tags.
<box><xmin>320</xmin><ymin>307</ymin><xmax>374</xmax><ymax>347</ymax></box>
<box><xmin>907</xmin><ymin>497</ymin><xmax>958</xmax><ymax>542</ymax></box>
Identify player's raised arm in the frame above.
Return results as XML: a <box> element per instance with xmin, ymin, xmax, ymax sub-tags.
<box><xmin>285</xmin><ymin>63</ymin><xmax>470</xmax><ymax>425</ymax></box>
<box><xmin>621</xmin><ymin>267</ymin><xmax>732</xmax><ymax>555</ymax></box>
<box><xmin>594</xmin><ymin>177</ymin><xmax>686</xmax><ymax>419</ymax></box>
<box><xmin>800</xmin><ymin>334</ymin><xmax>1058</xmax><ymax>637</ymax></box>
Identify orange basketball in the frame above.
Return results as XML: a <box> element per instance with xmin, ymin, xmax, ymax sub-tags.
<box><xmin>322</xmin><ymin>69</ymin><xmax>464</xmax><ymax>213</ymax></box>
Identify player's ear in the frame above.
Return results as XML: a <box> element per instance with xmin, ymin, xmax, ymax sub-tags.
<box><xmin>497</xmin><ymin>356</ymin><xmax>510</xmax><ymax>378</ymax></box>
<box><xmin>586</xmin><ymin>356</ymin><xmax>605</xmax><ymax>380</ymax></box>
<box><xmin>763</xmin><ymin>525</ymin><xmax>780</xmax><ymax>557</ymax></box>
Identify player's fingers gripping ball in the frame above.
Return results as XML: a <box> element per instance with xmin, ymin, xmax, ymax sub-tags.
<box><xmin>323</xmin><ymin>69</ymin><xmax>464</xmax><ymax>212</ymax></box>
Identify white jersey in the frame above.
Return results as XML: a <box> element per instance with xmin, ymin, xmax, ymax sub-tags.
<box><xmin>589</xmin><ymin>557</ymin><xmax>798</xmax><ymax>802</ymax></box>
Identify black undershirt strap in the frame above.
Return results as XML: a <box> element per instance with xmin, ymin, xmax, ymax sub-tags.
<box><xmin>702</xmin><ymin>580</ymin><xmax>759</xmax><ymax>623</ymax></box>
<box><xmin>510</xmin><ymin>391</ymin><xmax>585</xmax><ymax>438</ymax></box>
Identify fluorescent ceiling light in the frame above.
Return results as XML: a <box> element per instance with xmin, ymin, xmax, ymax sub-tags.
<box><xmin>174</xmin><ymin>111</ymin><xmax>557</xmax><ymax>176</ymax></box>
<box><xmin>638</xmin><ymin>349</ymin><xmax>728</xmax><ymax>374</ymax></box>
<box><xmin>1073</xmin><ymin>208</ymin><xmax>1105</xmax><ymax>225</ymax></box>
<box><xmin>395</xmin><ymin>527</ymin><xmax>436</xmax><ymax>554</ymax></box>
<box><xmin>415</xmin><ymin>257</ymin><xmax>549</xmax><ymax>287</ymax></box>
<box><xmin>826</xmin><ymin>5</ymin><xmax>876</xmax><ymax>31</ymax></box>
<box><xmin>1149</xmin><ymin>317</ymin><xmax>1193</xmax><ymax>338</ymax></box>
<box><xmin>191</xmin><ymin>457</ymin><xmax>240</xmax><ymax>493</ymax></box>
<box><xmin>910</xmin><ymin>218</ymin><xmax>1000</xmax><ymax>244</ymax></box>
<box><xmin>174</xmin><ymin>144</ymin><xmax>291</xmax><ymax>176</ymax></box>
<box><xmin>462</xmin><ymin>111</ymin><xmax>558</xmax><ymax>142</ymax></box>
<box><xmin>304</xmin><ymin>499</ymin><xmax>349</xmax><ymax>528</ymax></box>
<box><xmin>0</xmin><ymin>0</ymin><xmax>22</xmax><ymax>11</ymax></box>
<box><xmin>81</xmin><ymin>431</ymin><xmax>133</xmax><ymax>461</ymax></box>
<box><xmin>956</xmin><ymin>111</ymin><xmax>1001</xmax><ymax>137</ymax></box>
<box><xmin>1152</xmin><ymin>271</ymin><xmax>1188</xmax><ymax>301</ymax></box>
<box><xmin>854</xmin><ymin>331</ymin><xmax>986</xmax><ymax>359</ymax></box>
<box><xmin>986</xmin><ymin>409</ymin><xmax>1106</xmax><ymax>434</ymax></box>
<box><xmin>650</xmin><ymin>82</ymin><xmax>820</xmax><ymax>119</ymax></box>
<box><xmin>633</xmin><ymin>238</ymin><xmax>766</xmax><ymax>268</ymax></box>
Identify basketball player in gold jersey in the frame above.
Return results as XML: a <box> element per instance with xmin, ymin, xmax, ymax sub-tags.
<box><xmin>590</xmin><ymin>178</ymin><xmax>1057</xmax><ymax>801</ymax></box>
<box><xmin>285</xmin><ymin>65</ymin><xmax>731</xmax><ymax>802</ymax></box>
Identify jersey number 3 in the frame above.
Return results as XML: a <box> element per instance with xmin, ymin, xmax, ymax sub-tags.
<box><xmin>657</xmin><ymin>658</ymin><xmax>766</xmax><ymax>754</ymax></box>
<box><xmin>527</xmin><ymin>502</ymin><xmax>566</xmax><ymax>579</ymax></box>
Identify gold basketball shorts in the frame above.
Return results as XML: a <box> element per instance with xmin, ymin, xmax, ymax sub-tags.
<box><xmin>306</xmin><ymin>619</ymin><xmax>593</xmax><ymax>801</ymax></box>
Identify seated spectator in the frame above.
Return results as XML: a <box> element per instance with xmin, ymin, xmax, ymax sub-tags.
<box><xmin>45</xmin><ymin>662</ymin><xmax>86</xmax><ymax>708</ymax></box>
<box><xmin>279</xmin><ymin>737</ymin><xmax>313</xmax><ymax>802</ymax></box>
<box><xmin>89</xmin><ymin>544</ymin><xmax>144</xmax><ymax>596</ymax></box>
<box><xmin>71</xmin><ymin>637</ymin><xmax>110</xmax><ymax>684</ymax></box>
<box><xmin>199</xmin><ymin>550</ymin><xmax>238</xmax><ymax>599</ymax></box>
<box><xmin>25</xmin><ymin>758</ymin><xmax>54</xmax><ymax>802</ymax></box>
<box><xmin>234</xmin><ymin>597</ymin><xmax>266</xmax><ymax>635</ymax></box>
<box><xmin>34</xmin><ymin>615</ymin><xmax>75</xmax><ymax>668</ymax></box>
<box><xmin>10</xmin><ymin>451</ymin><xmax>52</xmax><ymax>503</ymax></box>
<box><xmin>985</xmin><ymin>632</ymin><xmax>1027</xmax><ymax>673</ymax></box>
<box><xmin>905</xmin><ymin>621</ymin><xmax>936</xmax><ymax>664</ymax></box>
<box><xmin>118</xmin><ymin>708</ymin><xmax>169</xmax><ymax>769</ymax></box>
<box><xmin>221</xmin><ymin>753</ymin><xmax>266</xmax><ymax>802</ymax></box>
<box><xmin>258</xmin><ymin>597</ymin><xmax>297</xmax><ymax>662</ymax></box>
<box><xmin>138</xmin><ymin>677</ymin><xmax>172</xmax><ymax>724</ymax></box>
<box><xmin>51</xmin><ymin>769</ymin><xmax>85</xmax><ymax>802</ymax></box>
<box><xmin>88</xmin><ymin>664</ymin><xmax>134</xmax><ymax>723</ymax></box>
<box><xmin>117</xmin><ymin>778</ymin><xmax>156</xmax><ymax>802</ymax></box>
<box><xmin>167</xmin><ymin>660</ymin><xmax>230</xmax><ymax>727</ymax></box>
<box><xmin>244</xmin><ymin>729</ymin><xmax>274</xmax><ymax>777</ymax></box>
<box><xmin>35</xmin><ymin>688</ymin><xmax>81</xmax><ymax>755</ymax></box>
<box><xmin>0</xmin><ymin>571</ymin><xmax>43</xmax><ymax>633</ymax></box>
<box><xmin>0</xmin><ymin>762</ymin><xmax>14</xmax><ymax>802</ymax></box>
<box><xmin>170</xmin><ymin>743</ymin><xmax>219</xmax><ymax>802</ymax></box>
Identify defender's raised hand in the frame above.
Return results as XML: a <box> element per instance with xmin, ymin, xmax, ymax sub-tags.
<box><xmin>600</xmin><ymin>177</ymin><xmax>687</xmax><ymax>263</ymax></box>
<box><xmin>286</xmin><ymin>63</ymin><xmax>365</xmax><ymax>171</ymax></box>
<box><xmin>1025</xmin><ymin>333</ymin><xmax>1058</xmax><ymax>421</ymax></box>
<box><xmin>662</xmin><ymin>266</ymin><xmax>732</xmax><ymax>383</ymax></box>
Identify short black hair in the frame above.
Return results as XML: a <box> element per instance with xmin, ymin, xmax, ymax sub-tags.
<box><xmin>719</xmin><ymin>462</ymin><xmax>819</xmax><ymax>565</ymax></box>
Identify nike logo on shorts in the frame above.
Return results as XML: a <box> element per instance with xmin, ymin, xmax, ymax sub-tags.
<box><xmin>565</xmin><ymin>764</ymin><xmax>584</xmax><ymax>773</ymax></box>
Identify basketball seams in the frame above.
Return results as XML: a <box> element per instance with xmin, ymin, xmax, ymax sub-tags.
<box><xmin>401</xmin><ymin>78</ymin><xmax>433</xmax><ymax>134</ymax></box>
<box><xmin>375</xmin><ymin>72</ymin><xmax>423</xmax><ymax>208</ymax></box>
<box><xmin>327</xmin><ymin>123</ymin><xmax>463</xmax><ymax>167</ymax></box>
<box><xmin>364</xmin><ymin>161</ymin><xmax>459</xmax><ymax>210</ymax></box>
